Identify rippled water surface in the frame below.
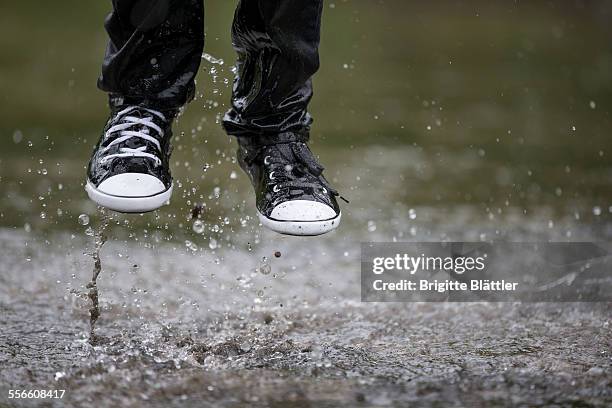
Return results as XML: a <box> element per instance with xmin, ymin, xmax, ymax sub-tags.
<box><xmin>1</xmin><ymin>1</ymin><xmax>612</xmax><ymax>407</ymax></box>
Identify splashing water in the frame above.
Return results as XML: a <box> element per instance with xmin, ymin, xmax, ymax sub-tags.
<box><xmin>201</xmin><ymin>52</ymin><xmax>224</xmax><ymax>65</ymax></box>
<box><xmin>258</xmin><ymin>256</ymin><xmax>271</xmax><ymax>275</ymax></box>
<box><xmin>85</xmin><ymin>207</ymin><xmax>110</xmax><ymax>344</ymax></box>
<box><xmin>78</xmin><ymin>214</ymin><xmax>90</xmax><ymax>226</ymax></box>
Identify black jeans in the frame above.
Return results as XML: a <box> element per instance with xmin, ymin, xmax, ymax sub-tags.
<box><xmin>98</xmin><ymin>0</ymin><xmax>323</xmax><ymax>140</ymax></box>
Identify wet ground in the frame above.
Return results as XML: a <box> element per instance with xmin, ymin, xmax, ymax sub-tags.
<box><xmin>2</xmin><ymin>1</ymin><xmax>612</xmax><ymax>407</ymax></box>
<box><xmin>1</xmin><ymin>174</ymin><xmax>611</xmax><ymax>407</ymax></box>
<box><xmin>1</xmin><ymin>219</ymin><xmax>611</xmax><ymax>407</ymax></box>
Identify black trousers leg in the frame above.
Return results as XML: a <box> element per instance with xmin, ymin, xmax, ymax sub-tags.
<box><xmin>98</xmin><ymin>0</ymin><xmax>204</xmax><ymax>111</ymax></box>
<box><xmin>223</xmin><ymin>0</ymin><xmax>324</xmax><ymax>141</ymax></box>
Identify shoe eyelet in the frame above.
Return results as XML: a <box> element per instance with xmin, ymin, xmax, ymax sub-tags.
<box><xmin>269</xmin><ymin>171</ymin><xmax>275</xmax><ymax>180</ymax></box>
<box><xmin>322</xmin><ymin>187</ymin><xmax>327</xmax><ymax>194</ymax></box>
<box><xmin>273</xmin><ymin>185</ymin><xmax>280</xmax><ymax>193</ymax></box>
<box><xmin>264</xmin><ymin>156</ymin><xmax>271</xmax><ymax>165</ymax></box>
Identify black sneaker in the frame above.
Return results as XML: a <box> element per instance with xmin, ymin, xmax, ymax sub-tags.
<box><xmin>85</xmin><ymin>106</ymin><xmax>175</xmax><ymax>213</ymax></box>
<box><xmin>237</xmin><ymin>139</ymin><xmax>343</xmax><ymax>236</ymax></box>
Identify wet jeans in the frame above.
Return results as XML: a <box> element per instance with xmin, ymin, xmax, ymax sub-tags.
<box><xmin>98</xmin><ymin>0</ymin><xmax>323</xmax><ymax>140</ymax></box>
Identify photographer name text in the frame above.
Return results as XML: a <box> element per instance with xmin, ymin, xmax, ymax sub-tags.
<box><xmin>371</xmin><ymin>254</ymin><xmax>518</xmax><ymax>293</ymax></box>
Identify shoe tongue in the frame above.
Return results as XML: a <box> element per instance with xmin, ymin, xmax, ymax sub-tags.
<box><xmin>123</xmin><ymin>137</ymin><xmax>146</xmax><ymax>150</ymax></box>
<box><xmin>120</xmin><ymin>109</ymin><xmax>156</xmax><ymax>137</ymax></box>
<box><xmin>272</xmin><ymin>143</ymin><xmax>296</xmax><ymax>161</ymax></box>
<box><xmin>264</xmin><ymin>143</ymin><xmax>325</xmax><ymax>179</ymax></box>
<box><xmin>131</xmin><ymin>109</ymin><xmax>153</xmax><ymax>121</ymax></box>
<box><xmin>291</xmin><ymin>143</ymin><xmax>324</xmax><ymax>176</ymax></box>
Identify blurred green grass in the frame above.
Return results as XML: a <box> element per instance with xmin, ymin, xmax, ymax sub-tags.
<box><xmin>2</xmin><ymin>1</ymin><xmax>611</xmax><ymax>143</ymax></box>
<box><xmin>1</xmin><ymin>0</ymin><xmax>612</xmax><ymax>233</ymax></box>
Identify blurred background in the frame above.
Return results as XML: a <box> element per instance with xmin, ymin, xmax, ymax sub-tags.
<box><xmin>1</xmin><ymin>0</ymin><xmax>612</xmax><ymax>240</ymax></box>
<box><xmin>1</xmin><ymin>2</ymin><xmax>612</xmax><ymax>405</ymax></box>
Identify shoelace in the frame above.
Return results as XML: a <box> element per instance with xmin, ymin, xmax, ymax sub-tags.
<box><xmin>100</xmin><ymin>106</ymin><xmax>166</xmax><ymax>166</ymax></box>
<box><xmin>260</xmin><ymin>142</ymin><xmax>348</xmax><ymax>202</ymax></box>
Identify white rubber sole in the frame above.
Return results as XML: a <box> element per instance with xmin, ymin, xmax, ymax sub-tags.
<box><xmin>257</xmin><ymin>210</ymin><xmax>341</xmax><ymax>236</ymax></box>
<box><xmin>85</xmin><ymin>179</ymin><xmax>172</xmax><ymax>213</ymax></box>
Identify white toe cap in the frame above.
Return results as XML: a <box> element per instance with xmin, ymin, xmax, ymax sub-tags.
<box><xmin>97</xmin><ymin>173</ymin><xmax>166</xmax><ymax>197</ymax></box>
<box><xmin>270</xmin><ymin>200</ymin><xmax>337</xmax><ymax>221</ymax></box>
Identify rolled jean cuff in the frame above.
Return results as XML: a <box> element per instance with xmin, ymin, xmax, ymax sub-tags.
<box><xmin>107</xmin><ymin>85</ymin><xmax>195</xmax><ymax>113</ymax></box>
<box><xmin>234</xmin><ymin>131</ymin><xmax>310</xmax><ymax>148</ymax></box>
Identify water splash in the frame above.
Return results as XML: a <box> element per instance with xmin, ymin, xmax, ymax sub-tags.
<box><xmin>258</xmin><ymin>256</ymin><xmax>271</xmax><ymax>275</ymax></box>
<box><xmin>201</xmin><ymin>52</ymin><xmax>224</xmax><ymax>65</ymax></box>
<box><xmin>85</xmin><ymin>207</ymin><xmax>110</xmax><ymax>344</ymax></box>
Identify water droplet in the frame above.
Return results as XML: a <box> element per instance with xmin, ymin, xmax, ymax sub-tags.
<box><xmin>78</xmin><ymin>214</ymin><xmax>90</xmax><ymax>226</ymax></box>
<box><xmin>259</xmin><ymin>257</ymin><xmax>271</xmax><ymax>275</ymax></box>
<box><xmin>259</xmin><ymin>264</ymin><xmax>271</xmax><ymax>275</ymax></box>
<box><xmin>409</xmin><ymin>208</ymin><xmax>417</xmax><ymax>220</ymax></box>
<box><xmin>209</xmin><ymin>238</ymin><xmax>218</xmax><ymax>250</ymax></box>
<box><xmin>192</xmin><ymin>220</ymin><xmax>205</xmax><ymax>234</ymax></box>
<box><xmin>239</xmin><ymin>341</ymin><xmax>252</xmax><ymax>352</ymax></box>
<box><xmin>12</xmin><ymin>130</ymin><xmax>23</xmax><ymax>144</ymax></box>
<box><xmin>185</xmin><ymin>240</ymin><xmax>198</xmax><ymax>252</ymax></box>
<box><xmin>201</xmin><ymin>52</ymin><xmax>224</xmax><ymax>65</ymax></box>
